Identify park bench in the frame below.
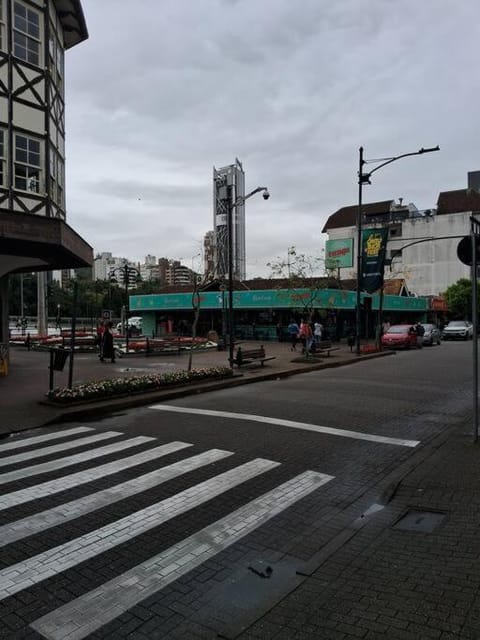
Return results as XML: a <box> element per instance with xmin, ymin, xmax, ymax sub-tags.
<box><xmin>314</xmin><ymin>340</ymin><xmax>340</xmax><ymax>357</ymax></box>
<box><xmin>233</xmin><ymin>345</ymin><xmax>276</xmax><ymax>367</ymax></box>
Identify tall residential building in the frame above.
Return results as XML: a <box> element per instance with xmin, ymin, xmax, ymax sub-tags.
<box><xmin>0</xmin><ymin>0</ymin><xmax>92</xmax><ymax>347</ymax></box>
<box><xmin>165</xmin><ymin>260</ymin><xmax>194</xmax><ymax>286</ymax></box>
<box><xmin>213</xmin><ymin>158</ymin><xmax>245</xmax><ymax>281</ymax></box>
<box><xmin>140</xmin><ymin>255</ymin><xmax>159</xmax><ymax>281</ymax></box>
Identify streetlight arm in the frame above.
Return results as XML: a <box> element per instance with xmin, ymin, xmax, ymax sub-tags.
<box><xmin>360</xmin><ymin>146</ymin><xmax>440</xmax><ymax>183</ymax></box>
<box><xmin>236</xmin><ymin>186</ymin><xmax>269</xmax><ymax>205</ymax></box>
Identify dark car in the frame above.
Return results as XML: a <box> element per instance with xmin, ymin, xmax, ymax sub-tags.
<box><xmin>421</xmin><ymin>323</ymin><xmax>441</xmax><ymax>346</ymax></box>
<box><xmin>381</xmin><ymin>324</ymin><xmax>418</xmax><ymax>349</ymax></box>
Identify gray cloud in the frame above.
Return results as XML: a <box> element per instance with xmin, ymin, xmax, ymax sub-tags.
<box><xmin>65</xmin><ymin>0</ymin><xmax>480</xmax><ymax>276</ymax></box>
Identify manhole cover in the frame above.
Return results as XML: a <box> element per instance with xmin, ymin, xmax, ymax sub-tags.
<box><xmin>393</xmin><ymin>509</ymin><xmax>446</xmax><ymax>533</ymax></box>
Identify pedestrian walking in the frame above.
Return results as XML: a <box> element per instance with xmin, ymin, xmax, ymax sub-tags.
<box><xmin>287</xmin><ymin>320</ymin><xmax>299</xmax><ymax>351</ymax></box>
<box><xmin>313</xmin><ymin>321</ymin><xmax>323</xmax><ymax>345</ymax></box>
<box><xmin>299</xmin><ymin>320</ymin><xmax>313</xmax><ymax>354</ymax></box>
<box><xmin>415</xmin><ymin>321</ymin><xmax>425</xmax><ymax>349</ymax></box>
<box><xmin>100</xmin><ymin>321</ymin><xmax>116</xmax><ymax>363</ymax></box>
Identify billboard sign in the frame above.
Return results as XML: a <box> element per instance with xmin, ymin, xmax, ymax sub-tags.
<box><xmin>325</xmin><ymin>238</ymin><xmax>354</xmax><ymax>269</ymax></box>
<box><xmin>360</xmin><ymin>228</ymin><xmax>389</xmax><ymax>293</ymax></box>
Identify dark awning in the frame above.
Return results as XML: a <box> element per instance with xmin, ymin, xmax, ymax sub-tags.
<box><xmin>0</xmin><ymin>211</ymin><xmax>93</xmax><ymax>277</ymax></box>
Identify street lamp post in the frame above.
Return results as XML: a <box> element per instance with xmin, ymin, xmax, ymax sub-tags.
<box><xmin>224</xmin><ymin>185</ymin><xmax>270</xmax><ymax>367</ymax></box>
<box><xmin>110</xmin><ymin>262</ymin><xmax>140</xmax><ymax>353</ymax></box>
<box><xmin>355</xmin><ymin>145</ymin><xmax>440</xmax><ymax>355</ymax></box>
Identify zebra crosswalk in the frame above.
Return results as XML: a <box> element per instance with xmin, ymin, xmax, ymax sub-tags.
<box><xmin>0</xmin><ymin>425</ymin><xmax>334</xmax><ymax>639</ymax></box>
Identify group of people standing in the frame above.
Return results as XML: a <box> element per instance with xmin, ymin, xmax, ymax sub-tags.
<box><xmin>287</xmin><ymin>319</ymin><xmax>324</xmax><ymax>354</ymax></box>
<box><xmin>96</xmin><ymin>321</ymin><xmax>116</xmax><ymax>363</ymax></box>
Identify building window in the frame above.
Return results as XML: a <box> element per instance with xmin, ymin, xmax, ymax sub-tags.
<box><xmin>14</xmin><ymin>133</ymin><xmax>42</xmax><ymax>193</ymax></box>
<box><xmin>389</xmin><ymin>225</ymin><xmax>402</xmax><ymax>238</ymax></box>
<box><xmin>49</xmin><ymin>33</ymin><xmax>64</xmax><ymax>89</ymax></box>
<box><xmin>0</xmin><ymin>129</ymin><xmax>5</xmax><ymax>186</ymax></box>
<box><xmin>0</xmin><ymin>0</ymin><xmax>5</xmax><ymax>52</ymax></box>
<box><xmin>13</xmin><ymin>1</ymin><xmax>41</xmax><ymax>66</ymax></box>
<box><xmin>49</xmin><ymin>145</ymin><xmax>64</xmax><ymax>206</ymax></box>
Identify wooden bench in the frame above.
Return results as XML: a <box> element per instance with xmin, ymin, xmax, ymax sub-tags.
<box><xmin>233</xmin><ymin>345</ymin><xmax>276</xmax><ymax>367</ymax></box>
<box><xmin>314</xmin><ymin>340</ymin><xmax>340</xmax><ymax>357</ymax></box>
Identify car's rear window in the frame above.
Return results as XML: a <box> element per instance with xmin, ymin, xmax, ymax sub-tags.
<box><xmin>387</xmin><ymin>326</ymin><xmax>408</xmax><ymax>334</ymax></box>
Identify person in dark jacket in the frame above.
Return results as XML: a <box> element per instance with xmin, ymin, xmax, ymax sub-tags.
<box><xmin>100</xmin><ymin>322</ymin><xmax>116</xmax><ymax>363</ymax></box>
<box><xmin>415</xmin><ymin>322</ymin><xmax>425</xmax><ymax>349</ymax></box>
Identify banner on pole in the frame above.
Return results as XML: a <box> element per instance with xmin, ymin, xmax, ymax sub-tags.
<box><xmin>360</xmin><ymin>228</ymin><xmax>388</xmax><ymax>294</ymax></box>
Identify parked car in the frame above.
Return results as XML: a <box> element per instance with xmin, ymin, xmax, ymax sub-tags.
<box><xmin>381</xmin><ymin>324</ymin><xmax>418</xmax><ymax>349</ymax></box>
<box><xmin>421</xmin><ymin>323</ymin><xmax>441</xmax><ymax>346</ymax></box>
<box><xmin>442</xmin><ymin>320</ymin><xmax>473</xmax><ymax>341</ymax></box>
<box><xmin>116</xmin><ymin>316</ymin><xmax>143</xmax><ymax>333</ymax></box>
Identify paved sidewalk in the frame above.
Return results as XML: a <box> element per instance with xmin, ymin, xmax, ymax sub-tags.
<box><xmin>0</xmin><ymin>339</ymin><xmax>388</xmax><ymax>436</ymax></box>
<box><xmin>2</xmin><ymin>340</ymin><xmax>480</xmax><ymax>639</ymax></box>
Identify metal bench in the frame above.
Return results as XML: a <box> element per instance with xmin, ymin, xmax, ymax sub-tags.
<box><xmin>233</xmin><ymin>345</ymin><xmax>276</xmax><ymax>367</ymax></box>
<box><xmin>314</xmin><ymin>340</ymin><xmax>340</xmax><ymax>357</ymax></box>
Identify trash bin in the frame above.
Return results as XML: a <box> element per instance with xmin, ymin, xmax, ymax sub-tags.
<box><xmin>52</xmin><ymin>348</ymin><xmax>70</xmax><ymax>371</ymax></box>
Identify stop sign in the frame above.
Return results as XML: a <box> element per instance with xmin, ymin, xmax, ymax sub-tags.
<box><xmin>457</xmin><ymin>236</ymin><xmax>480</xmax><ymax>266</ymax></box>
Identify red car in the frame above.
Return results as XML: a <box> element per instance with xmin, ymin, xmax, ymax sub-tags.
<box><xmin>381</xmin><ymin>324</ymin><xmax>418</xmax><ymax>349</ymax></box>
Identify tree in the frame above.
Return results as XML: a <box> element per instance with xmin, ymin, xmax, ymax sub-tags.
<box><xmin>267</xmin><ymin>246</ymin><xmax>330</xmax><ymax>322</ymax></box>
<box><xmin>267</xmin><ymin>247</ymin><xmax>333</xmax><ymax>358</ymax></box>
<box><xmin>443</xmin><ymin>278</ymin><xmax>477</xmax><ymax>320</ymax></box>
<box><xmin>187</xmin><ymin>272</ymin><xmax>212</xmax><ymax>372</ymax></box>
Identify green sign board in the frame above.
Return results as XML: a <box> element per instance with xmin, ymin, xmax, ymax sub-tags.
<box><xmin>130</xmin><ymin>287</ymin><xmax>427</xmax><ymax>313</ymax></box>
<box><xmin>130</xmin><ymin>288</ymin><xmax>357</xmax><ymax>311</ymax></box>
<box><xmin>325</xmin><ymin>238</ymin><xmax>354</xmax><ymax>269</ymax></box>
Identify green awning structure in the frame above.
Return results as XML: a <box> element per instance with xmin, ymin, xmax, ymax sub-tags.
<box><xmin>130</xmin><ymin>288</ymin><xmax>427</xmax><ymax>312</ymax></box>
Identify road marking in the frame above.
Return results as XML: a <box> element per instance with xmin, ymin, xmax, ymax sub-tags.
<box><xmin>0</xmin><ymin>458</ymin><xmax>279</xmax><ymax>600</ymax></box>
<box><xmin>0</xmin><ymin>441</ymin><xmax>192</xmax><ymax>512</ymax></box>
<box><xmin>31</xmin><ymin>470</ymin><xmax>333</xmax><ymax>640</ymax></box>
<box><xmin>0</xmin><ymin>427</ymin><xmax>92</xmax><ymax>452</ymax></box>
<box><xmin>0</xmin><ymin>431</ymin><xmax>122</xmax><ymax>467</ymax></box>
<box><xmin>0</xmin><ymin>436</ymin><xmax>153</xmax><ymax>486</ymax></box>
<box><xmin>0</xmin><ymin>449</ymin><xmax>233</xmax><ymax>547</ymax></box>
<box><xmin>149</xmin><ymin>405</ymin><xmax>420</xmax><ymax>448</ymax></box>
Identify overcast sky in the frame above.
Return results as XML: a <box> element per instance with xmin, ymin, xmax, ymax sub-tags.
<box><xmin>65</xmin><ymin>0</ymin><xmax>479</xmax><ymax>278</ymax></box>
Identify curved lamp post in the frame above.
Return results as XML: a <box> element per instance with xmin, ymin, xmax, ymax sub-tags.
<box><xmin>225</xmin><ymin>186</ymin><xmax>270</xmax><ymax>367</ymax></box>
<box><xmin>355</xmin><ymin>145</ymin><xmax>440</xmax><ymax>355</ymax></box>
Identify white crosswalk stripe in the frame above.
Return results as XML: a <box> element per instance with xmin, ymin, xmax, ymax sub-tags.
<box><xmin>0</xmin><ymin>448</ymin><xmax>233</xmax><ymax>547</ymax></box>
<box><xmin>31</xmin><ymin>471</ymin><xmax>333</xmax><ymax>640</ymax></box>
<box><xmin>0</xmin><ymin>427</ymin><xmax>335</xmax><ymax>640</ymax></box>
<box><xmin>0</xmin><ymin>426</ymin><xmax>92</xmax><ymax>452</ymax></box>
<box><xmin>0</xmin><ymin>441</ymin><xmax>191</xmax><ymax>512</ymax></box>
<box><xmin>0</xmin><ymin>430</ymin><xmax>122</xmax><ymax>467</ymax></box>
<box><xmin>0</xmin><ymin>435</ymin><xmax>153</xmax><ymax>485</ymax></box>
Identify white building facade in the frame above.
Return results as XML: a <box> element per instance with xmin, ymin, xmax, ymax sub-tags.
<box><xmin>322</xmin><ymin>182</ymin><xmax>480</xmax><ymax>297</ymax></box>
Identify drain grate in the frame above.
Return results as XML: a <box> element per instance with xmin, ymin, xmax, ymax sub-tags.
<box><xmin>393</xmin><ymin>509</ymin><xmax>446</xmax><ymax>533</ymax></box>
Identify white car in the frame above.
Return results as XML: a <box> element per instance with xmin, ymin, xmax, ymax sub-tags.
<box><xmin>442</xmin><ymin>320</ymin><xmax>473</xmax><ymax>340</ymax></box>
<box><xmin>116</xmin><ymin>316</ymin><xmax>142</xmax><ymax>332</ymax></box>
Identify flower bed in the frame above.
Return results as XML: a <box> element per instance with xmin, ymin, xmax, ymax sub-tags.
<box><xmin>46</xmin><ymin>366</ymin><xmax>233</xmax><ymax>404</ymax></box>
<box><xmin>360</xmin><ymin>344</ymin><xmax>380</xmax><ymax>354</ymax></box>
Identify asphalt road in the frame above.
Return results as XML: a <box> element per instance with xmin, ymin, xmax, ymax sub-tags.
<box><xmin>0</xmin><ymin>341</ymin><xmax>473</xmax><ymax>639</ymax></box>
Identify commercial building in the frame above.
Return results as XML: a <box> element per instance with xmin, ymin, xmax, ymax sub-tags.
<box><xmin>0</xmin><ymin>0</ymin><xmax>93</xmax><ymax>353</ymax></box>
<box><xmin>129</xmin><ymin>279</ymin><xmax>428</xmax><ymax>342</ymax></box>
<box><xmin>322</xmin><ymin>172</ymin><xmax>480</xmax><ymax>297</ymax></box>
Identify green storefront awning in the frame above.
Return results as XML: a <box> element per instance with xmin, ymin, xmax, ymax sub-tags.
<box><xmin>130</xmin><ymin>288</ymin><xmax>427</xmax><ymax>312</ymax></box>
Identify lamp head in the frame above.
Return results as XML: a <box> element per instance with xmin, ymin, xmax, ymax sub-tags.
<box><xmin>262</xmin><ymin>188</ymin><xmax>270</xmax><ymax>200</ymax></box>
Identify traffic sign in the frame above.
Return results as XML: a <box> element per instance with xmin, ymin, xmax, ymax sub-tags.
<box><xmin>457</xmin><ymin>236</ymin><xmax>480</xmax><ymax>266</ymax></box>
